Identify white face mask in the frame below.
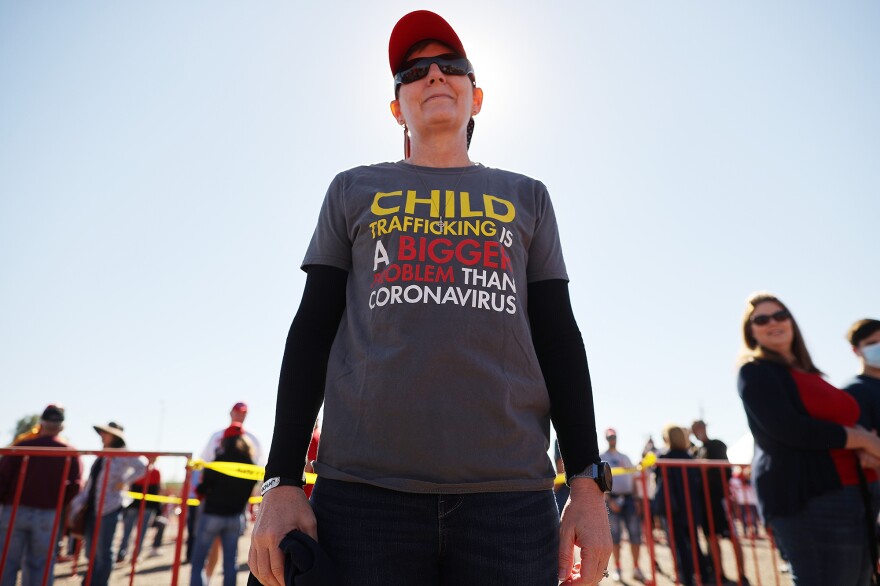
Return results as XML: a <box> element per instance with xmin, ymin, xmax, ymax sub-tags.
<box><xmin>862</xmin><ymin>343</ymin><xmax>880</xmax><ymax>369</ymax></box>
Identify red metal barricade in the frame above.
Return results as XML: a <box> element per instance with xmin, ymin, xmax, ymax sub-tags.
<box><xmin>0</xmin><ymin>447</ymin><xmax>192</xmax><ymax>586</ymax></box>
<box><xmin>635</xmin><ymin>459</ymin><xmax>787</xmax><ymax>586</ymax></box>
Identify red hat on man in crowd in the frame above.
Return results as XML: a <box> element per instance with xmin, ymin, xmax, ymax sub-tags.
<box><xmin>232</xmin><ymin>402</ymin><xmax>248</xmax><ymax>413</ymax></box>
<box><xmin>605</xmin><ymin>428</ymin><xmax>617</xmax><ymax>439</ymax></box>
<box><xmin>223</xmin><ymin>421</ymin><xmax>244</xmax><ymax>440</ymax></box>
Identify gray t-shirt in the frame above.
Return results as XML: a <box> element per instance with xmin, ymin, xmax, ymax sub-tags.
<box><xmin>303</xmin><ymin>161</ymin><xmax>568</xmax><ymax>494</ymax></box>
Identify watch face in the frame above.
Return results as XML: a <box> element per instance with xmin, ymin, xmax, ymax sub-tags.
<box><xmin>601</xmin><ymin>462</ymin><xmax>613</xmax><ymax>492</ymax></box>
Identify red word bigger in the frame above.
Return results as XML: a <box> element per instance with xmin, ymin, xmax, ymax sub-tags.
<box><xmin>398</xmin><ymin>236</ymin><xmax>511</xmax><ymax>269</ymax></box>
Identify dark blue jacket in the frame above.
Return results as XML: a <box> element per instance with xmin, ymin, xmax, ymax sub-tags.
<box><xmin>737</xmin><ymin>360</ymin><xmax>847</xmax><ymax>522</ymax></box>
<box><xmin>653</xmin><ymin>448</ymin><xmax>704</xmax><ymax>528</ymax></box>
<box><xmin>843</xmin><ymin>374</ymin><xmax>880</xmax><ymax>432</ymax></box>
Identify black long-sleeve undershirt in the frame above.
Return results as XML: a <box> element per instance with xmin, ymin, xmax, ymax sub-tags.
<box><xmin>527</xmin><ymin>279</ymin><xmax>601</xmax><ymax>476</ymax></box>
<box><xmin>263</xmin><ymin>266</ymin><xmax>600</xmax><ymax>482</ymax></box>
<box><xmin>263</xmin><ymin>265</ymin><xmax>347</xmax><ymax>481</ymax></box>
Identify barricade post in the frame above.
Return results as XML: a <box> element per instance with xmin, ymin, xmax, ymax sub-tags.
<box><xmin>0</xmin><ymin>455</ymin><xmax>30</xmax><ymax>577</ymax></box>
<box><xmin>679</xmin><ymin>466</ymin><xmax>704</xmax><ymax>586</ymax></box>
<box><xmin>43</xmin><ymin>455</ymin><xmax>72</xmax><ymax>586</ymax></box>
<box><xmin>170</xmin><ymin>462</ymin><xmax>193</xmax><ymax>586</ymax></box>
<box><xmin>128</xmin><ymin>458</ymin><xmax>155</xmax><ymax>586</ymax></box>
<box><xmin>699</xmin><ymin>465</ymin><xmax>721</xmax><ymax>585</ymax></box>
<box><xmin>637</xmin><ymin>468</ymin><xmax>658</xmax><ymax>586</ymax></box>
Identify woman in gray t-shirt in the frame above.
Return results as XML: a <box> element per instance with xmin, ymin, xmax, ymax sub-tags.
<box><xmin>249</xmin><ymin>10</ymin><xmax>611</xmax><ymax>586</ymax></box>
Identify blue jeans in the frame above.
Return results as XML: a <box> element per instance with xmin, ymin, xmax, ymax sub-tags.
<box><xmin>310</xmin><ymin>478</ymin><xmax>560</xmax><ymax>586</ymax></box>
<box><xmin>117</xmin><ymin>506</ymin><xmax>156</xmax><ymax>560</ymax></box>
<box><xmin>0</xmin><ymin>506</ymin><xmax>61</xmax><ymax>586</ymax></box>
<box><xmin>189</xmin><ymin>512</ymin><xmax>243</xmax><ymax>586</ymax></box>
<box><xmin>82</xmin><ymin>507</ymin><xmax>121</xmax><ymax>586</ymax></box>
<box><xmin>607</xmin><ymin>494</ymin><xmax>642</xmax><ymax>545</ymax></box>
<box><xmin>769</xmin><ymin>484</ymin><xmax>880</xmax><ymax>586</ymax></box>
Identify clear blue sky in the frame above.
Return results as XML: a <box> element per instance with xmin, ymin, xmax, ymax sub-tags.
<box><xmin>2</xmin><ymin>1</ymin><xmax>878</xmax><ymax>481</ymax></box>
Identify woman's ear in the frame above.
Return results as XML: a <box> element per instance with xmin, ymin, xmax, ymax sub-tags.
<box><xmin>471</xmin><ymin>87</ymin><xmax>484</xmax><ymax>116</ymax></box>
<box><xmin>390</xmin><ymin>100</ymin><xmax>404</xmax><ymax>125</ymax></box>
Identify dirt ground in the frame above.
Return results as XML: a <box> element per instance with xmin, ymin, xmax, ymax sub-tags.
<box><xmin>45</xmin><ymin>519</ymin><xmax>791</xmax><ymax>586</ymax></box>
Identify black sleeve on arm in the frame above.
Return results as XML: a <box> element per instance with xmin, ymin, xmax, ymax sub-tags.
<box><xmin>528</xmin><ymin>279</ymin><xmax>600</xmax><ymax>477</ymax></box>
<box><xmin>263</xmin><ymin>264</ymin><xmax>348</xmax><ymax>480</ymax></box>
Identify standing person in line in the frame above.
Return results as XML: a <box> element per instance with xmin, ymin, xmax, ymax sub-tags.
<box><xmin>115</xmin><ymin>466</ymin><xmax>162</xmax><ymax>563</ymax></box>
<box><xmin>843</xmin><ymin>319</ymin><xmax>880</xmax><ymax>546</ymax></box>
<box><xmin>196</xmin><ymin>402</ymin><xmax>262</xmax><ymax>576</ymax></box>
<box><xmin>190</xmin><ymin>426</ymin><xmax>257</xmax><ymax>586</ymax></box>
<box><xmin>691</xmin><ymin>420</ymin><xmax>747</xmax><ymax>585</ymax></box>
<box><xmin>0</xmin><ymin>405</ymin><xmax>82</xmax><ymax>586</ymax></box>
<box><xmin>600</xmin><ymin>428</ymin><xmax>645</xmax><ymax>583</ymax></box>
<box><xmin>68</xmin><ymin>422</ymin><xmax>146</xmax><ymax>586</ymax></box>
<box><xmin>249</xmin><ymin>10</ymin><xmax>612</xmax><ymax>586</ymax></box>
<box><xmin>653</xmin><ymin>424</ymin><xmax>710</xmax><ymax>586</ymax></box>
<box><xmin>737</xmin><ymin>293</ymin><xmax>880</xmax><ymax>585</ymax></box>
<box><xmin>844</xmin><ymin>319</ymin><xmax>880</xmax><ymax>451</ymax></box>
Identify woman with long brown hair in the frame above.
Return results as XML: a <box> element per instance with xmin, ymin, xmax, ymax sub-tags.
<box><xmin>737</xmin><ymin>292</ymin><xmax>880</xmax><ymax>585</ymax></box>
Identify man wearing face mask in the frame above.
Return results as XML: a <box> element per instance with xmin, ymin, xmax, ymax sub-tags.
<box><xmin>843</xmin><ymin>319</ymin><xmax>880</xmax><ymax>438</ymax></box>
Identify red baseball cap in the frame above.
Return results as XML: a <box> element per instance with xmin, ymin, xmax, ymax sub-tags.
<box><xmin>605</xmin><ymin>428</ymin><xmax>618</xmax><ymax>438</ymax></box>
<box><xmin>231</xmin><ymin>402</ymin><xmax>248</xmax><ymax>413</ymax></box>
<box><xmin>223</xmin><ymin>422</ymin><xmax>243</xmax><ymax>440</ymax></box>
<box><xmin>388</xmin><ymin>10</ymin><xmax>467</xmax><ymax>75</ymax></box>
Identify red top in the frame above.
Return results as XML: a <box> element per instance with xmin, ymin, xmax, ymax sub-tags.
<box><xmin>790</xmin><ymin>369</ymin><xmax>877</xmax><ymax>485</ymax></box>
<box><xmin>131</xmin><ymin>467</ymin><xmax>162</xmax><ymax>491</ymax></box>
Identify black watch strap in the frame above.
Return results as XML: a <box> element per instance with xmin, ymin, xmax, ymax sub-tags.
<box><xmin>565</xmin><ymin>461</ymin><xmax>613</xmax><ymax>492</ymax></box>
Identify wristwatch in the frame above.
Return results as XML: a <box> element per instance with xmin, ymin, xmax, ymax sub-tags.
<box><xmin>566</xmin><ymin>461</ymin><xmax>613</xmax><ymax>492</ymax></box>
<box><xmin>260</xmin><ymin>476</ymin><xmax>304</xmax><ymax>497</ymax></box>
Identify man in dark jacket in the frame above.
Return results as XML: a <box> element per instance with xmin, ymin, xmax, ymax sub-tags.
<box><xmin>0</xmin><ymin>404</ymin><xmax>82</xmax><ymax>586</ymax></box>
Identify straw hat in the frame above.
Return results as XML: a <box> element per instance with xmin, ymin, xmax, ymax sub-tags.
<box><xmin>93</xmin><ymin>421</ymin><xmax>126</xmax><ymax>442</ymax></box>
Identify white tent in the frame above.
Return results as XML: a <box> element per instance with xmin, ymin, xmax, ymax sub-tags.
<box><xmin>727</xmin><ymin>433</ymin><xmax>754</xmax><ymax>465</ymax></box>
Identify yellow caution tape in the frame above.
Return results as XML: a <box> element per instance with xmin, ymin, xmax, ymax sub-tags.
<box><xmin>126</xmin><ymin>468</ymin><xmax>320</xmax><ymax>506</ymax></box>
<box><xmin>190</xmin><ymin>460</ymin><xmax>266</xmax><ymax>481</ymax></box>
<box><xmin>127</xmin><ymin>492</ymin><xmax>201</xmax><ymax>506</ymax></box>
<box><xmin>188</xmin><ymin>461</ymin><xmax>319</xmax><ymax>486</ymax></box>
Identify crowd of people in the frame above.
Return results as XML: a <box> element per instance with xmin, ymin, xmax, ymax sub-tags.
<box><xmin>0</xmin><ymin>401</ymin><xmax>268</xmax><ymax>586</ymax></box>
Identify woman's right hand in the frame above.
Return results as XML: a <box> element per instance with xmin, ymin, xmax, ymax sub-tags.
<box><xmin>248</xmin><ymin>486</ymin><xmax>317</xmax><ymax>586</ymax></box>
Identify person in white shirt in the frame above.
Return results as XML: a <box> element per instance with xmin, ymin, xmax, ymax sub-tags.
<box><xmin>200</xmin><ymin>402</ymin><xmax>263</xmax><ymax>464</ymax></box>
<box><xmin>600</xmin><ymin>428</ymin><xmax>645</xmax><ymax>583</ymax></box>
<box><xmin>194</xmin><ymin>402</ymin><xmax>262</xmax><ymax>580</ymax></box>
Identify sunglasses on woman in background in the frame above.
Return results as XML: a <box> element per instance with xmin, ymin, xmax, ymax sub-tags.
<box><xmin>751</xmin><ymin>310</ymin><xmax>791</xmax><ymax>326</ymax></box>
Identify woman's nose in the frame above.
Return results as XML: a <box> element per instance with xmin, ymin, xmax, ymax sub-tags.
<box><xmin>425</xmin><ymin>62</ymin><xmax>445</xmax><ymax>84</ymax></box>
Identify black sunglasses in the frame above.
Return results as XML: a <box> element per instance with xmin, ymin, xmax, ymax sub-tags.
<box><xmin>394</xmin><ymin>54</ymin><xmax>474</xmax><ymax>87</ymax></box>
<box><xmin>751</xmin><ymin>309</ymin><xmax>791</xmax><ymax>326</ymax></box>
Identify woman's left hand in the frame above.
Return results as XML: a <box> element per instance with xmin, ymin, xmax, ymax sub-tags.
<box><xmin>858</xmin><ymin>449</ymin><xmax>880</xmax><ymax>470</ymax></box>
<box><xmin>558</xmin><ymin>479</ymin><xmax>612</xmax><ymax>585</ymax></box>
